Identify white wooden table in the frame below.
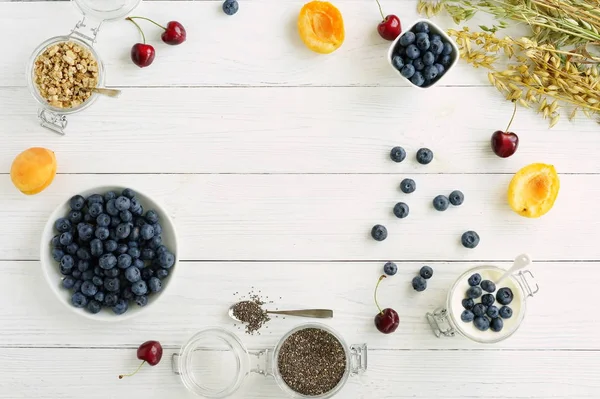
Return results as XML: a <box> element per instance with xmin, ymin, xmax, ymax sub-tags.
<box><xmin>1</xmin><ymin>0</ymin><xmax>600</xmax><ymax>398</ymax></box>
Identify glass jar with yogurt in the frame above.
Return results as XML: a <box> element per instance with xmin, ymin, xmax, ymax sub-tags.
<box><xmin>427</xmin><ymin>258</ymin><xmax>539</xmax><ymax>344</ymax></box>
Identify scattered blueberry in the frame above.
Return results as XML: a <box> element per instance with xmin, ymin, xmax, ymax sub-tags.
<box><xmin>461</xmin><ymin>310</ymin><xmax>474</xmax><ymax>322</ymax></box>
<box><xmin>72</xmin><ymin>292</ymin><xmax>88</xmax><ymax>308</ymax></box>
<box><xmin>420</xmin><ymin>266</ymin><xmax>433</xmax><ymax>280</ymax></box>
<box><xmin>490</xmin><ymin>317</ymin><xmax>503</xmax><ymax>332</ymax></box>
<box><xmin>499</xmin><ymin>306</ymin><xmax>513</xmax><ymax>319</ymax></box>
<box><xmin>432</xmin><ymin>195</ymin><xmax>449</xmax><ymax>211</ymax></box>
<box><xmin>400</xmin><ymin>178</ymin><xmax>416</xmax><ymax>194</ymax></box>
<box><xmin>466</xmin><ymin>286</ymin><xmax>482</xmax><ymax>299</ymax></box>
<box><xmin>96</xmin><ymin>213</ymin><xmax>111</xmax><ymax>227</ymax></box>
<box><xmin>472</xmin><ymin>303</ymin><xmax>487</xmax><ymax>317</ymax></box>
<box><xmin>449</xmin><ymin>190</ymin><xmax>464</xmax><ymax>206</ymax></box>
<box><xmin>399</xmin><ymin>31</ymin><xmax>415</xmax><ymax>46</ymax></box>
<box><xmin>106</xmin><ymin>199</ymin><xmax>119</xmax><ymax>216</ymax></box>
<box><xmin>412</xmin><ymin>276</ymin><xmax>427</xmax><ymax>292</ymax></box>
<box><xmin>66</xmin><ymin>243</ymin><xmax>78</xmax><ymax>255</ymax></box>
<box><xmin>122</xmin><ymin>188</ymin><xmax>136</xmax><ymax>199</ymax></box>
<box><xmin>60</xmin><ymin>255</ymin><xmax>75</xmax><ymax>274</ymax></box>
<box><xmin>473</xmin><ymin>316</ymin><xmax>490</xmax><ymax>331</ymax></box>
<box><xmin>481</xmin><ymin>280</ymin><xmax>496</xmax><ymax>293</ymax></box>
<box><xmin>462</xmin><ymin>298</ymin><xmax>474</xmax><ymax>310</ymax></box>
<box><xmin>401</xmin><ymin>64</ymin><xmax>415</xmax><ymax>79</ymax></box>
<box><xmin>481</xmin><ymin>294</ymin><xmax>495</xmax><ymax>307</ymax></box>
<box><xmin>383</xmin><ymin>262</ymin><xmax>397</xmax><ymax>276</ymax></box>
<box><xmin>128</xmin><ymin>247</ymin><xmax>141</xmax><ymax>259</ymax></box>
<box><xmin>371</xmin><ymin>224</ymin><xmax>388</xmax><ymax>241</ymax></box>
<box><xmin>496</xmin><ymin>287</ymin><xmax>514</xmax><ymax>305</ymax></box>
<box><xmin>486</xmin><ymin>305</ymin><xmax>499</xmax><ymax>319</ymax></box>
<box><xmin>410</xmin><ymin>71</ymin><xmax>425</xmax><ymax>86</ymax></box>
<box><xmin>90</xmin><ymin>238</ymin><xmax>103</xmax><ymax>257</ymax></box>
<box><xmin>393</xmin><ymin>202</ymin><xmax>409</xmax><ymax>219</ymax></box>
<box><xmin>390</xmin><ymin>146</ymin><xmax>406</xmax><ymax>163</ymax></box>
<box><xmin>405</xmin><ymin>44</ymin><xmax>420</xmax><ymax>59</ymax></box>
<box><xmin>461</xmin><ymin>231</ymin><xmax>480</xmax><ymax>249</ymax></box>
<box><xmin>133</xmin><ymin>258</ymin><xmax>145</xmax><ymax>269</ymax></box>
<box><xmin>149</xmin><ymin>236</ymin><xmax>162</xmax><ymax>250</ymax></box>
<box><xmin>87</xmin><ymin>194</ymin><xmax>104</xmax><ymax>206</ymax></box>
<box><xmin>116</xmin><ymin>223</ymin><xmax>131</xmax><ymax>240</ymax></box>
<box><xmin>416</xmin><ymin>148</ymin><xmax>433</xmax><ymax>164</ymax></box>
<box><xmin>468</xmin><ymin>273</ymin><xmax>481</xmax><ymax>286</ymax></box>
<box><xmin>222</xmin><ymin>0</ymin><xmax>239</xmax><ymax>15</ymax></box>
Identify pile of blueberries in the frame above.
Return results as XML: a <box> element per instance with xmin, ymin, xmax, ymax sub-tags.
<box><xmin>390</xmin><ymin>21</ymin><xmax>454</xmax><ymax>87</ymax></box>
<box><xmin>460</xmin><ymin>273</ymin><xmax>514</xmax><ymax>332</ymax></box>
<box><xmin>50</xmin><ymin>188</ymin><xmax>176</xmax><ymax>315</ymax></box>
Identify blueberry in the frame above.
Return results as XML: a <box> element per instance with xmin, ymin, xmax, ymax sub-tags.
<box><xmin>499</xmin><ymin>306</ymin><xmax>513</xmax><ymax>319</ymax></box>
<box><xmin>132</xmin><ymin>280</ymin><xmax>148</xmax><ymax>296</ymax></box>
<box><xmin>461</xmin><ymin>310</ymin><xmax>474</xmax><ymax>322</ymax></box>
<box><xmin>412</xmin><ymin>276</ymin><xmax>427</xmax><ymax>292</ymax></box>
<box><xmin>60</xmin><ymin>255</ymin><xmax>75</xmax><ymax>274</ymax></box>
<box><xmin>434</xmin><ymin>63</ymin><xmax>445</xmax><ymax>75</ymax></box>
<box><xmin>461</xmin><ymin>231</ymin><xmax>480</xmax><ymax>249</ymax></box>
<box><xmin>393</xmin><ymin>202</ymin><xmax>409</xmax><ymax>219</ymax></box>
<box><xmin>440</xmin><ymin>54</ymin><xmax>452</xmax><ymax>67</ymax></box>
<box><xmin>462</xmin><ymin>298</ymin><xmax>474</xmax><ymax>310</ymax></box>
<box><xmin>92</xmin><ymin>276</ymin><xmax>104</xmax><ymax>287</ymax></box>
<box><xmin>99</xmin><ymin>253</ymin><xmax>117</xmax><ymax>270</ymax></box>
<box><xmin>117</xmin><ymin>244</ymin><xmax>128</xmax><ymax>254</ymax></box>
<box><xmin>432</xmin><ymin>195</ymin><xmax>449</xmax><ymax>211</ymax></box>
<box><xmin>413</xmin><ymin>58</ymin><xmax>425</xmax><ymax>71</ymax></box>
<box><xmin>490</xmin><ymin>317</ymin><xmax>503</xmax><ymax>332</ymax></box>
<box><xmin>414</xmin><ymin>21</ymin><xmax>429</xmax><ymax>33</ymax></box>
<box><xmin>481</xmin><ymin>294</ymin><xmax>495</xmax><ymax>307</ymax></box>
<box><xmin>104</xmin><ymin>191</ymin><xmax>117</xmax><ymax>202</ymax></box>
<box><xmin>158</xmin><ymin>251</ymin><xmax>175</xmax><ymax>268</ymax></box>
<box><xmin>104</xmin><ymin>277</ymin><xmax>120</xmax><ymax>292</ymax></box>
<box><xmin>135</xmin><ymin>295</ymin><xmax>149</xmax><ymax>307</ymax></box>
<box><xmin>416</xmin><ymin>148</ymin><xmax>433</xmax><ymax>164</ymax></box>
<box><xmin>117</xmin><ymin>254</ymin><xmax>132</xmax><ymax>269</ymax></box>
<box><xmin>81</xmin><ymin>280</ymin><xmax>98</xmax><ymax>297</ymax></box>
<box><xmin>430</xmin><ymin>40</ymin><xmax>443</xmax><ymax>55</ymax></box>
<box><xmin>405</xmin><ymin>44</ymin><xmax>420</xmax><ymax>59</ymax></box>
<box><xmin>487</xmin><ymin>305</ymin><xmax>499</xmax><ymax>319</ymax></box>
<box><xmin>94</xmin><ymin>266</ymin><xmax>103</xmax><ymax>276</ymax></box>
<box><xmin>140</xmin><ymin>224</ymin><xmax>154</xmax><ymax>240</ymax></box>
<box><xmin>71</xmin><ymin>292</ymin><xmax>88</xmax><ymax>308</ymax></box>
<box><xmin>442</xmin><ymin>42</ymin><xmax>453</xmax><ymax>55</ymax></box>
<box><xmin>116</xmin><ymin>223</ymin><xmax>131</xmax><ymax>240</ymax></box>
<box><xmin>87</xmin><ymin>299</ymin><xmax>102</xmax><ymax>314</ymax></box>
<box><xmin>70</xmin><ymin>195</ymin><xmax>85</xmax><ymax>211</ymax></box>
<box><xmin>222</xmin><ymin>0</ymin><xmax>239</xmax><ymax>15</ymax></box>
<box><xmin>153</xmin><ymin>223</ymin><xmax>163</xmax><ymax>235</ymax></box>
<box><xmin>125</xmin><ymin>266</ymin><xmax>141</xmax><ymax>283</ymax></box>
<box><xmin>122</xmin><ymin>188</ymin><xmax>136</xmax><ymax>199</ymax></box>
<box><xmin>110</xmin><ymin>217</ymin><xmax>121</xmax><ymax>229</ymax></box>
<box><xmin>390</xmin><ymin>146</ymin><xmax>406</xmax><ymax>163</ymax></box>
<box><xmin>128</xmin><ymin>247</ymin><xmax>141</xmax><ymax>259</ymax></box>
<box><xmin>52</xmin><ymin>248</ymin><xmax>65</xmax><ymax>262</ymax></box>
<box><xmin>133</xmin><ymin>259</ymin><xmax>145</xmax><ymax>269</ymax></box>
<box><xmin>383</xmin><ymin>262</ymin><xmax>397</xmax><ymax>276</ymax></box>
<box><xmin>66</xmin><ymin>242</ymin><xmax>79</xmax><ymax>255</ymax></box>
<box><xmin>51</xmin><ymin>235</ymin><xmax>61</xmax><ymax>247</ymax></box>
<box><xmin>90</xmin><ymin>239</ymin><xmax>103</xmax><ymax>257</ymax></box>
<box><xmin>68</xmin><ymin>210</ymin><xmax>83</xmax><ymax>224</ymax></box>
<box><xmin>496</xmin><ymin>287</ymin><xmax>514</xmax><ymax>305</ymax></box>
<box><xmin>142</xmin><ymin>248</ymin><xmax>156</xmax><ymax>261</ymax></box>
<box><xmin>145</xmin><ymin>210</ymin><xmax>159</xmax><ymax>224</ymax></box>
<box><xmin>71</xmin><ymin>270</ymin><xmax>82</xmax><ymax>280</ymax></box>
<box><xmin>149</xmin><ymin>236</ymin><xmax>162</xmax><ymax>250</ymax></box>
<box><xmin>473</xmin><ymin>316</ymin><xmax>490</xmax><ymax>331</ymax></box>
<box><xmin>467</xmin><ymin>286</ymin><xmax>482</xmax><ymax>299</ymax></box>
<box><xmin>120</xmin><ymin>210</ymin><xmax>133</xmax><ymax>222</ymax></box>
<box><xmin>83</xmin><ymin>270</ymin><xmax>94</xmax><ymax>281</ymax></box>
<box><xmin>115</xmin><ymin>196</ymin><xmax>131</xmax><ymax>211</ymax></box>
<box><xmin>449</xmin><ymin>190</ymin><xmax>464</xmax><ymax>206</ymax></box>
<box><xmin>112</xmin><ymin>299</ymin><xmax>129</xmax><ymax>315</ymax></box>
<box><xmin>472</xmin><ymin>303</ymin><xmax>487</xmax><ymax>317</ymax></box>
<box><xmin>148</xmin><ymin>277</ymin><xmax>162</xmax><ymax>293</ymax></box>
<box><xmin>468</xmin><ymin>273</ymin><xmax>481</xmax><ymax>286</ymax></box>
<box><xmin>371</xmin><ymin>224</ymin><xmax>387</xmax><ymax>241</ymax></box>
<box><xmin>55</xmin><ymin>218</ymin><xmax>72</xmax><ymax>233</ymax></box>
<box><xmin>423</xmin><ymin>65</ymin><xmax>438</xmax><ymax>81</ymax></box>
<box><xmin>62</xmin><ymin>276</ymin><xmax>76</xmax><ymax>289</ymax></box>
<box><xmin>420</xmin><ymin>266</ymin><xmax>433</xmax><ymax>279</ymax></box>
<box><xmin>399</xmin><ymin>31</ymin><xmax>415</xmax><ymax>46</ymax></box>
<box><xmin>422</xmin><ymin>51</ymin><xmax>435</xmax><ymax>66</ymax></box>
<box><xmin>88</xmin><ymin>203</ymin><xmax>103</xmax><ymax>218</ymax></box>
<box><xmin>72</xmin><ymin>279</ymin><xmax>82</xmax><ymax>292</ymax></box>
<box><xmin>84</xmin><ymin>213</ymin><xmax>94</xmax><ymax>223</ymax></box>
<box><xmin>104</xmin><ymin>240</ymin><xmax>117</xmax><ymax>253</ymax></box>
<box><xmin>122</xmin><ymin>287</ymin><xmax>134</xmax><ymax>300</ymax></box>
<box><xmin>104</xmin><ymin>292</ymin><xmax>118</xmax><ymax>307</ymax></box>
<box><xmin>131</xmin><ymin>226</ymin><xmax>141</xmax><ymax>242</ymax></box>
<box><xmin>76</xmin><ymin>248</ymin><xmax>90</xmax><ymax>261</ymax></box>
<box><xmin>77</xmin><ymin>260</ymin><xmax>90</xmax><ymax>272</ymax></box>
<box><xmin>410</xmin><ymin>71</ymin><xmax>425</xmax><ymax>86</ymax></box>
<box><xmin>106</xmin><ymin>199</ymin><xmax>119</xmax><ymax>216</ymax></box>
<box><xmin>94</xmin><ymin>291</ymin><xmax>105</xmax><ymax>303</ymax></box>
<box><xmin>156</xmin><ymin>268</ymin><xmax>169</xmax><ymax>279</ymax></box>
<box><xmin>131</xmin><ymin>199</ymin><xmax>143</xmax><ymax>215</ymax></box>
<box><xmin>77</xmin><ymin>223</ymin><xmax>94</xmax><ymax>241</ymax></box>
<box><xmin>416</xmin><ymin>35</ymin><xmax>430</xmax><ymax>51</ymax></box>
<box><xmin>156</xmin><ymin>245</ymin><xmax>168</xmax><ymax>255</ymax></box>
<box><xmin>400</xmin><ymin>64</ymin><xmax>416</xmax><ymax>79</ymax></box>
<box><xmin>481</xmin><ymin>280</ymin><xmax>496</xmax><ymax>293</ymax></box>
<box><xmin>87</xmin><ymin>194</ymin><xmax>104</xmax><ymax>206</ymax></box>
<box><xmin>429</xmin><ymin>34</ymin><xmax>441</xmax><ymax>42</ymax></box>
<box><xmin>141</xmin><ymin>267</ymin><xmax>155</xmax><ymax>280</ymax></box>
<box><xmin>400</xmin><ymin>178</ymin><xmax>416</xmax><ymax>194</ymax></box>
<box><xmin>104</xmin><ymin>267</ymin><xmax>119</xmax><ymax>278</ymax></box>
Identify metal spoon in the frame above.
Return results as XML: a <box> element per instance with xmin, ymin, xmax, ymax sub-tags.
<box><xmin>495</xmin><ymin>253</ymin><xmax>532</xmax><ymax>285</ymax></box>
<box><xmin>89</xmin><ymin>87</ymin><xmax>122</xmax><ymax>98</ymax></box>
<box><xmin>228</xmin><ymin>303</ymin><xmax>333</xmax><ymax>322</ymax></box>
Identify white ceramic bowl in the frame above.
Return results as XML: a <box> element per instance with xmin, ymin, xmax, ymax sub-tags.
<box><xmin>387</xmin><ymin>18</ymin><xmax>459</xmax><ymax>89</ymax></box>
<box><xmin>40</xmin><ymin>186</ymin><xmax>178</xmax><ymax>321</ymax></box>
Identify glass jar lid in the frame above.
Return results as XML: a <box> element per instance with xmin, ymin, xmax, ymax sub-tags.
<box><xmin>174</xmin><ymin>328</ymin><xmax>250</xmax><ymax>398</ymax></box>
<box><xmin>72</xmin><ymin>0</ymin><xmax>142</xmax><ymax>22</ymax></box>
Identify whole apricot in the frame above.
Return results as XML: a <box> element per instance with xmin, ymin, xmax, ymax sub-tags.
<box><xmin>10</xmin><ymin>147</ymin><xmax>57</xmax><ymax>195</ymax></box>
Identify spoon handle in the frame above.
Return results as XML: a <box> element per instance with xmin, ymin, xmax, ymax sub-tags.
<box><xmin>496</xmin><ymin>253</ymin><xmax>532</xmax><ymax>285</ymax></box>
<box><xmin>91</xmin><ymin>87</ymin><xmax>122</xmax><ymax>97</ymax></box>
<box><xmin>267</xmin><ymin>309</ymin><xmax>333</xmax><ymax>318</ymax></box>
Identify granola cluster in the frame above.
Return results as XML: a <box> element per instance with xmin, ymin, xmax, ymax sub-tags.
<box><xmin>33</xmin><ymin>41</ymin><xmax>99</xmax><ymax>109</ymax></box>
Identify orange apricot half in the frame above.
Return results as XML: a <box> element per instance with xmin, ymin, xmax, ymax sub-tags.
<box><xmin>10</xmin><ymin>147</ymin><xmax>57</xmax><ymax>195</ymax></box>
<box><xmin>298</xmin><ymin>1</ymin><xmax>345</xmax><ymax>54</ymax></box>
<box><xmin>507</xmin><ymin>163</ymin><xmax>559</xmax><ymax>218</ymax></box>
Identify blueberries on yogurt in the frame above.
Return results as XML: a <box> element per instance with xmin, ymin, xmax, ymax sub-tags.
<box><xmin>391</xmin><ymin>22</ymin><xmax>454</xmax><ymax>87</ymax></box>
<box><xmin>460</xmin><ymin>273</ymin><xmax>514</xmax><ymax>334</ymax></box>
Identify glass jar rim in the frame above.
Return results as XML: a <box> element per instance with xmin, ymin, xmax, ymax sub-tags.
<box><xmin>72</xmin><ymin>0</ymin><xmax>142</xmax><ymax>22</ymax></box>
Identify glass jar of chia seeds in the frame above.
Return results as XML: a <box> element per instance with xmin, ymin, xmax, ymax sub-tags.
<box><xmin>172</xmin><ymin>323</ymin><xmax>367</xmax><ymax>398</ymax></box>
<box><xmin>26</xmin><ymin>0</ymin><xmax>141</xmax><ymax>135</ymax></box>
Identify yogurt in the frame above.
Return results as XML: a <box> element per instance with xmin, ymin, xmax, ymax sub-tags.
<box><xmin>448</xmin><ymin>266</ymin><xmax>526</xmax><ymax>344</ymax></box>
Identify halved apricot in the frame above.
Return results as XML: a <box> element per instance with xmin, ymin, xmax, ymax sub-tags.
<box><xmin>298</xmin><ymin>1</ymin><xmax>345</xmax><ymax>54</ymax></box>
<box><xmin>507</xmin><ymin>163</ymin><xmax>559</xmax><ymax>218</ymax></box>
<box><xmin>10</xmin><ymin>147</ymin><xmax>57</xmax><ymax>195</ymax></box>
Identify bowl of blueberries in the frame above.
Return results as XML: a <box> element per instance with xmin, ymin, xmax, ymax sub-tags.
<box><xmin>387</xmin><ymin>19</ymin><xmax>459</xmax><ymax>88</ymax></box>
<box><xmin>40</xmin><ymin>187</ymin><xmax>178</xmax><ymax>321</ymax></box>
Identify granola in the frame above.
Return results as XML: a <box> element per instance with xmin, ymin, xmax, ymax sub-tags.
<box><xmin>33</xmin><ymin>41</ymin><xmax>99</xmax><ymax>109</ymax></box>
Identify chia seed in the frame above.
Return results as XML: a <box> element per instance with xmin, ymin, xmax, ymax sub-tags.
<box><xmin>278</xmin><ymin>328</ymin><xmax>346</xmax><ymax>396</ymax></box>
<box><xmin>232</xmin><ymin>299</ymin><xmax>270</xmax><ymax>335</ymax></box>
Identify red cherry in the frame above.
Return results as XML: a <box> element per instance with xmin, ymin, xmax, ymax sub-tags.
<box><xmin>131</xmin><ymin>43</ymin><xmax>156</xmax><ymax>68</ymax></box>
<box><xmin>119</xmin><ymin>340</ymin><xmax>163</xmax><ymax>379</ymax></box>
<box><xmin>491</xmin><ymin>101</ymin><xmax>519</xmax><ymax>158</ymax></box>
<box><xmin>162</xmin><ymin>21</ymin><xmax>186</xmax><ymax>45</ymax></box>
<box><xmin>373</xmin><ymin>275</ymin><xmax>399</xmax><ymax>334</ymax></box>
<box><xmin>378</xmin><ymin>15</ymin><xmax>401</xmax><ymax>41</ymax></box>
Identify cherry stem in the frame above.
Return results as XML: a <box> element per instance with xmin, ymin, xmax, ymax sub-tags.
<box><xmin>126</xmin><ymin>17</ymin><xmax>147</xmax><ymax>44</ymax></box>
<box><xmin>128</xmin><ymin>16</ymin><xmax>167</xmax><ymax>31</ymax></box>
<box><xmin>374</xmin><ymin>0</ymin><xmax>385</xmax><ymax>21</ymax></box>
<box><xmin>374</xmin><ymin>275</ymin><xmax>386</xmax><ymax>315</ymax></box>
<box><xmin>505</xmin><ymin>100</ymin><xmax>517</xmax><ymax>133</ymax></box>
<box><xmin>118</xmin><ymin>360</ymin><xmax>146</xmax><ymax>379</ymax></box>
